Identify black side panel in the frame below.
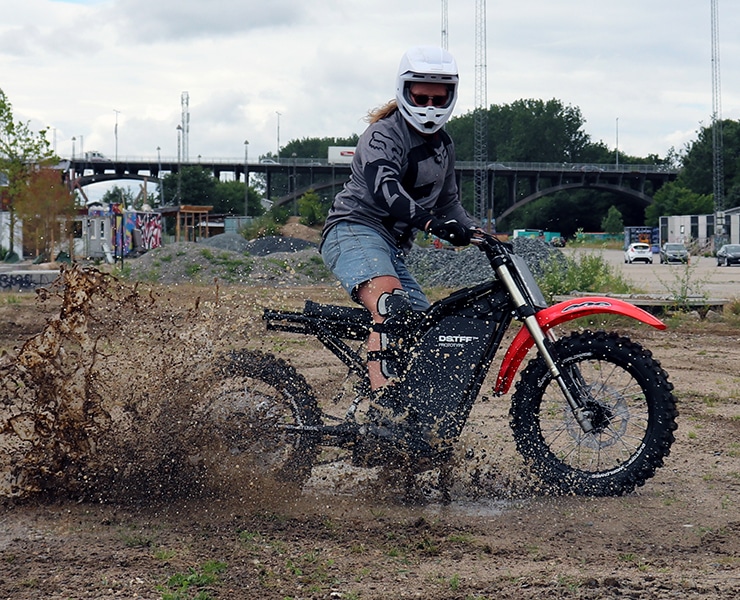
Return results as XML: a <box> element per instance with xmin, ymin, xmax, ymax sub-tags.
<box><xmin>399</xmin><ymin>316</ymin><xmax>495</xmax><ymax>441</ymax></box>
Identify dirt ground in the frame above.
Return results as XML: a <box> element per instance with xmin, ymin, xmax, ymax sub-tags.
<box><xmin>0</xmin><ymin>256</ymin><xmax>739</xmax><ymax>599</ymax></box>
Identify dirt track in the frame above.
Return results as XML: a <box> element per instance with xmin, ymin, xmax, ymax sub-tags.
<box><xmin>0</xmin><ymin>261</ymin><xmax>738</xmax><ymax>599</ymax></box>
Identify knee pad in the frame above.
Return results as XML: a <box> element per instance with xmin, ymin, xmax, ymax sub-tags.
<box><xmin>369</xmin><ymin>290</ymin><xmax>416</xmax><ymax>379</ymax></box>
<box><xmin>376</xmin><ymin>289</ymin><xmax>415</xmax><ymax>328</ymax></box>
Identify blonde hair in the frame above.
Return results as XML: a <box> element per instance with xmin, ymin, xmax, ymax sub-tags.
<box><xmin>366</xmin><ymin>99</ymin><xmax>398</xmax><ymax>124</ymax></box>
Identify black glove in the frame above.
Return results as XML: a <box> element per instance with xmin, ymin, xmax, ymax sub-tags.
<box><xmin>427</xmin><ymin>218</ymin><xmax>473</xmax><ymax>247</ymax></box>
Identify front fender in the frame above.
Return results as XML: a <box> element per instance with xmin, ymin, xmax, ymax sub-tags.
<box><xmin>494</xmin><ymin>296</ymin><xmax>666</xmax><ymax>395</ymax></box>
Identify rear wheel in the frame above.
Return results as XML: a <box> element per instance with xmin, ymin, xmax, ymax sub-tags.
<box><xmin>510</xmin><ymin>330</ymin><xmax>678</xmax><ymax>496</ymax></box>
<box><xmin>194</xmin><ymin>350</ymin><xmax>321</xmax><ymax>490</ymax></box>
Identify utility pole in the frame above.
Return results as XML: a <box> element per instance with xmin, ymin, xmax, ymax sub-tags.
<box><xmin>474</xmin><ymin>0</ymin><xmax>490</xmax><ymax>229</ymax></box>
<box><xmin>711</xmin><ymin>0</ymin><xmax>725</xmax><ymax>246</ymax></box>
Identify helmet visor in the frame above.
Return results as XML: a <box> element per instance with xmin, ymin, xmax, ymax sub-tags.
<box><xmin>403</xmin><ymin>83</ymin><xmax>455</xmax><ymax>109</ymax></box>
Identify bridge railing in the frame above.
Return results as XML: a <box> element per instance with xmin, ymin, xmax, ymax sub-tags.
<box><xmin>66</xmin><ymin>156</ymin><xmax>678</xmax><ymax>174</ymax></box>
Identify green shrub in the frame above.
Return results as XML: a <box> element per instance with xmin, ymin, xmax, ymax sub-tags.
<box><xmin>269</xmin><ymin>204</ymin><xmax>291</xmax><ymax>225</ymax></box>
<box><xmin>725</xmin><ymin>298</ymin><xmax>740</xmax><ymax>317</ymax></box>
<box><xmin>297</xmin><ymin>190</ymin><xmax>327</xmax><ymax>226</ymax></box>
<box><xmin>537</xmin><ymin>251</ymin><xmax>633</xmax><ymax>302</ymax></box>
<box><xmin>239</xmin><ymin>204</ymin><xmax>292</xmax><ymax>240</ymax></box>
<box><xmin>241</xmin><ymin>214</ymin><xmax>283</xmax><ymax>239</ymax></box>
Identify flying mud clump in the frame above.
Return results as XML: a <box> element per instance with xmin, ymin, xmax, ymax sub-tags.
<box><xmin>0</xmin><ymin>264</ymin><xmax>271</xmax><ymax>503</ymax></box>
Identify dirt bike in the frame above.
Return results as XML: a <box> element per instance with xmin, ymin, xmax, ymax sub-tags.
<box><xmin>217</xmin><ymin>232</ymin><xmax>678</xmax><ymax>499</ymax></box>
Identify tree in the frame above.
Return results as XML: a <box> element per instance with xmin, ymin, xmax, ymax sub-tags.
<box><xmin>645</xmin><ymin>181</ymin><xmax>713</xmax><ymax>226</ymax></box>
<box><xmin>212</xmin><ymin>180</ymin><xmax>264</xmax><ymax>217</ymax></box>
<box><xmin>100</xmin><ymin>185</ymin><xmax>137</xmax><ymax>207</ymax></box>
<box><xmin>161</xmin><ymin>166</ymin><xmax>264</xmax><ymax>217</ymax></box>
<box><xmin>678</xmin><ymin>118</ymin><xmax>740</xmax><ymax>210</ymax></box>
<box><xmin>161</xmin><ymin>166</ymin><xmax>217</xmax><ymax>207</ymax></box>
<box><xmin>0</xmin><ymin>89</ymin><xmax>54</xmax><ymax>257</ymax></box>
<box><xmin>15</xmin><ymin>167</ymin><xmax>76</xmax><ymax>259</ymax></box>
<box><xmin>601</xmin><ymin>205</ymin><xmax>624</xmax><ymax>235</ymax></box>
<box><xmin>281</xmin><ymin>135</ymin><xmax>360</xmax><ymax>161</ymax></box>
<box><xmin>446</xmin><ymin>98</ymin><xmax>594</xmax><ymax>163</ymax></box>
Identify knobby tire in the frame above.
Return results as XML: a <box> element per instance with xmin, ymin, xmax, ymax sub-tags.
<box><xmin>510</xmin><ymin>330</ymin><xmax>678</xmax><ymax>496</ymax></box>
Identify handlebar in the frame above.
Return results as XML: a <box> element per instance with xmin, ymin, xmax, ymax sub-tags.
<box><xmin>470</xmin><ymin>231</ymin><xmax>514</xmax><ymax>255</ymax></box>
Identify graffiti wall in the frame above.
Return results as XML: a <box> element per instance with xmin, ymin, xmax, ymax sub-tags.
<box><xmin>86</xmin><ymin>207</ymin><xmax>162</xmax><ymax>256</ymax></box>
<box><xmin>134</xmin><ymin>212</ymin><xmax>162</xmax><ymax>251</ymax></box>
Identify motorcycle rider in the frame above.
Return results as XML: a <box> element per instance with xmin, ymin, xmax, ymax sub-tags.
<box><xmin>320</xmin><ymin>46</ymin><xmax>478</xmax><ymax>395</ymax></box>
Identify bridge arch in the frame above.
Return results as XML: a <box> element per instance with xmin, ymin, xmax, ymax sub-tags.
<box><xmin>73</xmin><ymin>173</ymin><xmax>162</xmax><ymax>187</ymax></box>
<box><xmin>495</xmin><ymin>181</ymin><xmax>654</xmax><ymax>223</ymax></box>
<box><xmin>69</xmin><ymin>172</ymin><xmax>162</xmax><ymax>204</ymax></box>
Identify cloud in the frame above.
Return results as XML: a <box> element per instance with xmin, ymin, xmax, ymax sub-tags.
<box><xmin>109</xmin><ymin>0</ymin><xmax>313</xmax><ymax>43</ymax></box>
<box><xmin>3</xmin><ymin>0</ymin><xmax>740</xmax><ymax>168</ymax></box>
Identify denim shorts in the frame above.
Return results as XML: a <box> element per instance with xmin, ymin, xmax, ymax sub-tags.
<box><xmin>321</xmin><ymin>222</ymin><xmax>430</xmax><ymax>310</ymax></box>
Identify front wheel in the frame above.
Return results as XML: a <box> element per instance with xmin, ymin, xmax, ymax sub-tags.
<box><xmin>510</xmin><ymin>330</ymin><xmax>678</xmax><ymax>496</ymax></box>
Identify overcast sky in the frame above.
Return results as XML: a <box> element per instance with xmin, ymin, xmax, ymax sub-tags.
<box><xmin>2</xmin><ymin>0</ymin><xmax>739</xmax><ymax>169</ymax></box>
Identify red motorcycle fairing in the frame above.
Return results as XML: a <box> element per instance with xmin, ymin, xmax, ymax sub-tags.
<box><xmin>494</xmin><ymin>296</ymin><xmax>667</xmax><ymax>395</ymax></box>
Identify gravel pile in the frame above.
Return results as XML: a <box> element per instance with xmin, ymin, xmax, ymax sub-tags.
<box><xmin>125</xmin><ymin>235</ymin><xmax>563</xmax><ymax>289</ymax></box>
<box><xmin>199</xmin><ymin>232</ymin><xmax>250</xmax><ymax>253</ymax></box>
<box><xmin>406</xmin><ymin>236</ymin><xmax>565</xmax><ymax>288</ymax></box>
<box><xmin>244</xmin><ymin>235</ymin><xmax>317</xmax><ymax>256</ymax></box>
<box><xmin>124</xmin><ymin>241</ymin><xmax>331</xmax><ymax>286</ymax></box>
<box><xmin>199</xmin><ymin>233</ymin><xmax>318</xmax><ymax>256</ymax></box>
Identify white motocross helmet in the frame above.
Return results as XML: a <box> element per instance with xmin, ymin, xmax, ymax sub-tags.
<box><xmin>395</xmin><ymin>46</ymin><xmax>459</xmax><ymax>135</ymax></box>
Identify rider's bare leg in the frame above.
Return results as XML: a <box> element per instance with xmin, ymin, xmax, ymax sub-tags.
<box><xmin>356</xmin><ymin>275</ymin><xmax>403</xmax><ymax>391</ymax></box>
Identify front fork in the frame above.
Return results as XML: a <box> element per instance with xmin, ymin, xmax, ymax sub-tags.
<box><xmin>495</xmin><ymin>263</ymin><xmax>595</xmax><ymax>433</ymax></box>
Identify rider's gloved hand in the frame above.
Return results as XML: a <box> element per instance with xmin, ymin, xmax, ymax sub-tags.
<box><xmin>427</xmin><ymin>218</ymin><xmax>473</xmax><ymax>247</ymax></box>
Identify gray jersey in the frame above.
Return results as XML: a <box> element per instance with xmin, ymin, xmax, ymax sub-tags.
<box><xmin>322</xmin><ymin>109</ymin><xmax>476</xmax><ymax>252</ymax></box>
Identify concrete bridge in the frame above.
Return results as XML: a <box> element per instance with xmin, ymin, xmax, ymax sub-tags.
<box><xmin>63</xmin><ymin>157</ymin><xmax>678</xmax><ymax>219</ymax></box>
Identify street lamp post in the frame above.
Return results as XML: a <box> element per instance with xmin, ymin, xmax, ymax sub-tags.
<box><xmin>72</xmin><ymin>136</ymin><xmax>76</xmax><ymax>160</ymax></box>
<box><xmin>114</xmin><ymin>109</ymin><xmax>121</xmax><ymax>161</ymax></box>
<box><xmin>292</xmin><ymin>152</ymin><xmax>297</xmax><ymax>216</ymax></box>
<box><xmin>157</xmin><ymin>146</ymin><xmax>165</xmax><ymax>206</ymax></box>
<box><xmin>244</xmin><ymin>139</ymin><xmax>250</xmax><ymax>218</ymax></box>
<box><xmin>615</xmin><ymin>117</ymin><xmax>619</xmax><ymax>168</ymax></box>
<box><xmin>275</xmin><ymin>111</ymin><xmax>281</xmax><ymax>159</ymax></box>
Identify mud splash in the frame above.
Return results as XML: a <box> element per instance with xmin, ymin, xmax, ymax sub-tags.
<box><xmin>0</xmin><ymin>266</ymin><xmax>529</xmax><ymax>508</ymax></box>
<box><xmin>0</xmin><ymin>265</ymin><xmax>264</xmax><ymax>503</ymax></box>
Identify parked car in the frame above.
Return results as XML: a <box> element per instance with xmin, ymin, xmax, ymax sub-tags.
<box><xmin>550</xmin><ymin>236</ymin><xmax>566</xmax><ymax>248</ymax></box>
<box><xmin>716</xmin><ymin>244</ymin><xmax>740</xmax><ymax>266</ymax></box>
<box><xmin>624</xmin><ymin>242</ymin><xmax>653</xmax><ymax>264</ymax></box>
<box><xmin>660</xmin><ymin>243</ymin><xmax>689</xmax><ymax>264</ymax></box>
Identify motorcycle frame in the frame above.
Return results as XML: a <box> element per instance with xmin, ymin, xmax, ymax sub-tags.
<box><xmin>263</xmin><ymin>236</ymin><xmax>668</xmax><ymax>445</ymax></box>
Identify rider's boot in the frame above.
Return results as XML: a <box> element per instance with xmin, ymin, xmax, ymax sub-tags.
<box><xmin>353</xmin><ymin>385</ymin><xmax>409</xmax><ymax>467</ymax></box>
